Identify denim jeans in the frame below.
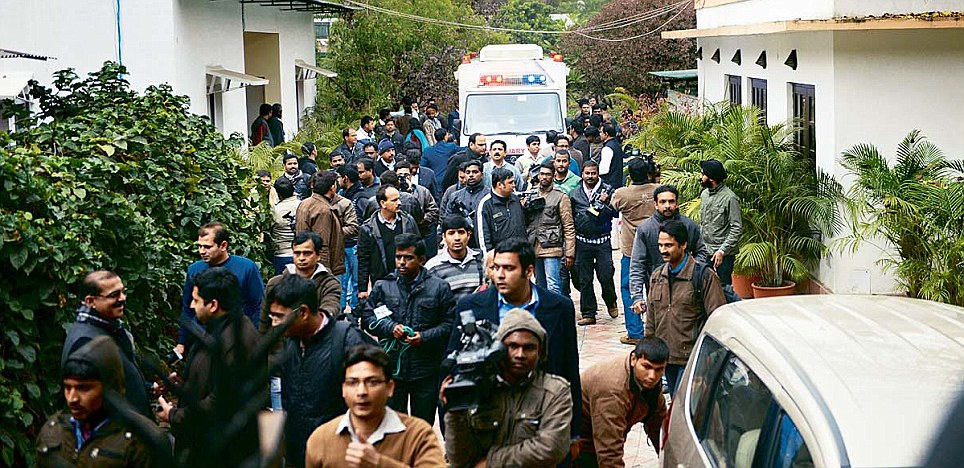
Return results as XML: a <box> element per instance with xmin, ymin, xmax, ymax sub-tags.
<box><xmin>269</xmin><ymin>376</ymin><xmax>283</xmax><ymax>411</ymax></box>
<box><xmin>621</xmin><ymin>255</ymin><xmax>644</xmax><ymax>338</ymax></box>
<box><xmin>534</xmin><ymin>257</ymin><xmax>562</xmax><ymax>294</ymax></box>
<box><xmin>272</xmin><ymin>256</ymin><xmax>293</xmax><ymax>276</ymax></box>
<box><xmin>340</xmin><ymin>245</ymin><xmax>359</xmax><ymax>313</ymax></box>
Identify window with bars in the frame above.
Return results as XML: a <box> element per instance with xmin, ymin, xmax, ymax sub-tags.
<box><xmin>791</xmin><ymin>83</ymin><xmax>816</xmax><ymax>165</ymax></box>
<box><xmin>726</xmin><ymin>75</ymin><xmax>742</xmax><ymax>106</ymax></box>
<box><xmin>750</xmin><ymin>78</ymin><xmax>767</xmax><ymax>122</ymax></box>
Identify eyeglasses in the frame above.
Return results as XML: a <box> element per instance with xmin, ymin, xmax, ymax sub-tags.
<box><xmin>95</xmin><ymin>289</ymin><xmax>126</xmax><ymax>299</ymax></box>
<box><xmin>344</xmin><ymin>378</ymin><xmax>387</xmax><ymax>388</ymax></box>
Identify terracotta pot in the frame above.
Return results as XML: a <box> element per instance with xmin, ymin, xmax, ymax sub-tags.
<box><xmin>732</xmin><ymin>273</ymin><xmax>758</xmax><ymax>299</ymax></box>
<box><xmin>751</xmin><ymin>281</ymin><xmax>797</xmax><ymax>298</ymax></box>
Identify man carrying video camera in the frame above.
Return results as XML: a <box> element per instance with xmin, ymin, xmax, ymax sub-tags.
<box><xmin>442</xmin><ymin>308</ymin><xmax>573</xmax><ymax>468</ymax></box>
<box><xmin>569</xmin><ymin>161</ymin><xmax>620</xmax><ymax>326</ymax></box>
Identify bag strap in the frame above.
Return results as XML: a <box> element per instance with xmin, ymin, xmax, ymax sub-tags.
<box><xmin>692</xmin><ymin>261</ymin><xmax>708</xmax><ymax>318</ymax></box>
<box><xmin>331</xmin><ymin>321</ymin><xmax>349</xmax><ymax>373</ymax></box>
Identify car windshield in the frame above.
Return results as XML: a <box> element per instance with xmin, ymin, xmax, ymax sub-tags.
<box><xmin>463</xmin><ymin>93</ymin><xmax>564</xmax><ymax>135</ymax></box>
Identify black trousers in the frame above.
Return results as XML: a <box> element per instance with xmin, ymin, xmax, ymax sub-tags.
<box><xmin>575</xmin><ymin>240</ymin><xmax>617</xmax><ymax>317</ymax></box>
<box><xmin>388</xmin><ymin>374</ymin><xmax>439</xmax><ymax>425</ymax></box>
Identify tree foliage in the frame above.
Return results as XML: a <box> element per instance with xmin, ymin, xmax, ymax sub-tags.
<box><xmin>492</xmin><ymin>0</ymin><xmax>567</xmax><ymax>50</ymax></box>
<box><xmin>0</xmin><ymin>62</ymin><xmax>270</xmax><ymax>465</ymax></box>
<box><xmin>559</xmin><ymin>0</ymin><xmax>696</xmax><ymax>97</ymax></box>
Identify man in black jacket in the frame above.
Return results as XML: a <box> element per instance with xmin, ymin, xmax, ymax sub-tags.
<box><xmin>598</xmin><ymin>124</ymin><xmax>624</xmax><ymax>190</ymax></box>
<box><xmin>441</xmin><ymin>132</ymin><xmax>487</xmax><ymax>191</ymax></box>
<box><xmin>569</xmin><ymin>161</ymin><xmax>619</xmax><ymax>325</ymax></box>
<box><xmin>266</xmin><ymin>274</ymin><xmax>374</xmax><ymax>468</ymax></box>
<box><xmin>441</xmin><ymin>160</ymin><xmax>488</xmax><ymax>248</ymax></box>
<box><xmin>361</xmin><ymin>234</ymin><xmax>455</xmax><ymax>425</ymax></box>
<box><xmin>358</xmin><ymin>185</ymin><xmax>420</xmax><ymax>301</ymax></box>
<box><xmin>446</xmin><ymin>237</ymin><xmax>582</xmax><ymax>455</ymax></box>
<box><xmin>475</xmin><ymin>167</ymin><xmax>527</xmax><ymax>255</ymax></box>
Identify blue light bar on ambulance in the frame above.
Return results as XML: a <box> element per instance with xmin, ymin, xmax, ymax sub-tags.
<box><xmin>478</xmin><ymin>73</ymin><xmax>547</xmax><ymax>86</ymax></box>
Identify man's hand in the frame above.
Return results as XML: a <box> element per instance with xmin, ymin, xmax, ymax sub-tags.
<box><xmin>392</xmin><ymin>324</ymin><xmax>406</xmax><ymax>339</ymax></box>
<box><xmin>632</xmin><ymin>300</ymin><xmax>647</xmax><ymax>315</ymax></box>
<box><xmin>598</xmin><ymin>192</ymin><xmax>610</xmax><ymax>203</ymax></box>
<box><xmin>404</xmin><ymin>331</ymin><xmax>422</xmax><ymax>346</ymax></box>
<box><xmin>439</xmin><ymin>375</ymin><xmax>454</xmax><ymax>406</ymax></box>
<box><xmin>345</xmin><ymin>438</ymin><xmax>381</xmax><ymax>468</ymax></box>
<box><xmin>357</xmin><ymin>291</ymin><xmax>369</xmax><ymax>300</ymax></box>
<box><xmin>174</xmin><ymin>344</ymin><xmax>185</xmax><ymax>357</ymax></box>
<box><xmin>712</xmin><ymin>250</ymin><xmax>724</xmax><ymax>268</ymax></box>
<box><xmin>156</xmin><ymin>396</ymin><xmax>173</xmax><ymax>423</ymax></box>
<box><xmin>565</xmin><ymin>256</ymin><xmax>574</xmax><ymax>269</ymax></box>
<box><xmin>570</xmin><ymin>439</ymin><xmax>582</xmax><ymax>462</ymax></box>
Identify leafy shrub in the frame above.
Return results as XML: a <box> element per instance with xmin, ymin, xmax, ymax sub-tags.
<box><xmin>0</xmin><ymin>62</ymin><xmax>270</xmax><ymax>465</ymax></box>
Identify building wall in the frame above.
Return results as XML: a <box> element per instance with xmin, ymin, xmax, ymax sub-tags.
<box><xmin>697</xmin><ymin>0</ymin><xmax>964</xmax><ymax>28</ymax></box>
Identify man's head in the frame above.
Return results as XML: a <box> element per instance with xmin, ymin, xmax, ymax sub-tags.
<box><xmin>627</xmin><ymin>157</ymin><xmax>653</xmax><ymax>185</ymax></box>
<box><xmin>192</xmin><ymin>267</ymin><xmax>241</xmax><ymax>323</ymax></box>
<box><xmin>259</xmin><ymin>103</ymin><xmax>273</xmax><ymax>118</ymax></box>
<box><xmin>700</xmin><ymin>159</ymin><xmax>726</xmax><ymax>189</ymax></box>
<box><xmin>197</xmin><ymin>221</ymin><xmax>230</xmax><ymax>265</ymax></box>
<box><xmin>553</xmin><ymin>150</ymin><xmax>571</xmax><ymax>177</ymax></box>
<box><xmin>274</xmin><ymin>177</ymin><xmax>295</xmax><ymax>200</ymax></box>
<box><xmin>425</xmin><ymin>103</ymin><xmax>439</xmax><ymax>120</ymax></box>
<box><xmin>336</xmin><ymin>165</ymin><xmax>359</xmax><ymax>189</ymax></box>
<box><xmin>356</xmin><ymin>158</ymin><xmax>375</xmax><ymax>185</ymax></box>
<box><xmin>330</xmin><ymin>153</ymin><xmax>346</xmax><ymax>168</ymax></box>
<box><xmin>601</xmin><ymin>124</ymin><xmax>616</xmax><ymax>141</ymax></box>
<box><xmin>82</xmin><ymin>271</ymin><xmax>126</xmax><ymax>320</ymax></box>
<box><xmin>384</xmin><ymin>118</ymin><xmax>397</xmax><ymax>134</ymax></box>
<box><xmin>342</xmin><ymin>345</ymin><xmax>395</xmax><ymax>423</ymax></box>
<box><xmin>313</xmin><ymin>171</ymin><xmax>339</xmax><ymax>196</ymax></box>
<box><xmin>525</xmin><ymin>135</ymin><xmax>541</xmax><ymax>156</ymax></box>
<box><xmin>653</xmin><ymin>185</ymin><xmax>680</xmax><ymax>218</ymax></box>
<box><xmin>582</xmin><ymin>160</ymin><xmax>600</xmax><ymax>188</ymax></box>
<box><xmin>257</xmin><ymin>170</ymin><xmax>272</xmax><ymax>188</ymax></box>
<box><xmin>394</xmin><ymin>233</ymin><xmax>424</xmax><ymax>279</ymax></box>
<box><xmin>496</xmin><ymin>308</ymin><xmax>548</xmax><ymax>382</ymax></box>
<box><xmin>440</xmin><ymin>215</ymin><xmax>472</xmax><ymax>257</ymax></box>
<box><xmin>283</xmin><ymin>153</ymin><xmax>300</xmax><ymax>175</ymax></box>
<box><xmin>271</xmin><ymin>103</ymin><xmax>282</xmax><ymax>119</ymax></box>
<box><xmin>578</xmin><ymin>99</ymin><xmax>590</xmax><ymax>116</ymax></box>
<box><xmin>395</xmin><ymin>160</ymin><xmax>412</xmax><ymax>182</ymax></box>
<box><xmin>361</xmin><ymin>116</ymin><xmax>374</xmax><ymax>133</ymax></box>
<box><xmin>377</xmin><ymin>185</ymin><xmax>401</xmax><ymax>215</ymax></box>
<box><xmin>380</xmin><ymin>170</ymin><xmax>400</xmax><ymax>189</ymax></box>
<box><xmin>491</xmin><ymin>167</ymin><xmax>516</xmax><ymax>197</ymax></box>
<box><xmin>378</xmin><ymin>140</ymin><xmax>396</xmax><ymax>161</ymax></box>
<box><xmin>291</xmin><ymin>231</ymin><xmax>323</xmax><ymax>277</ymax></box>
<box><xmin>462</xmin><ymin>160</ymin><xmax>483</xmax><ymax>186</ymax></box>
<box><xmin>362</xmin><ymin>142</ymin><xmax>378</xmax><ymax>159</ymax></box>
<box><xmin>537</xmin><ymin>161</ymin><xmax>555</xmax><ymax>190</ymax></box>
<box><xmin>267</xmin><ymin>274</ymin><xmax>321</xmax><ymax>337</ymax></box>
<box><xmin>302</xmin><ymin>142</ymin><xmax>317</xmax><ymax>160</ymax></box>
<box><xmin>631</xmin><ymin>337</ymin><xmax>669</xmax><ymax>390</ymax></box>
<box><xmin>468</xmin><ymin>133</ymin><xmax>487</xmax><ymax>156</ymax></box>
<box><xmin>489</xmin><ymin>140</ymin><xmax>507</xmax><ymax>164</ymax></box>
<box><xmin>591</xmin><ymin>104</ymin><xmax>602</xmax><ymax>115</ymax></box>
<box><xmin>492</xmin><ymin>237</ymin><xmax>535</xmax><ymax>298</ymax></box>
<box><xmin>434</xmin><ymin>128</ymin><xmax>448</xmax><ymax>144</ymax></box>
<box><xmin>62</xmin><ymin>336</ymin><xmax>124</xmax><ymax>422</ymax></box>
<box><xmin>343</xmin><ymin>127</ymin><xmax>358</xmax><ymax>146</ymax></box>
<box><xmin>585</xmin><ymin>126</ymin><xmax>600</xmax><ymax>143</ymax></box>
<box><xmin>378</xmin><ymin>108</ymin><xmax>391</xmax><ymax>122</ymax></box>
<box><xmin>570</xmin><ymin>120</ymin><xmax>585</xmax><ymax>137</ymax></box>
<box><xmin>554</xmin><ymin>135</ymin><xmax>570</xmax><ymax>150</ymax></box>
<box><xmin>658</xmin><ymin>219</ymin><xmax>689</xmax><ymax>266</ymax></box>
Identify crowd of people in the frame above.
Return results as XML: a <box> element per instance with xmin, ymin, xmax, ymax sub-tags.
<box><xmin>43</xmin><ymin>96</ymin><xmax>744</xmax><ymax>467</ymax></box>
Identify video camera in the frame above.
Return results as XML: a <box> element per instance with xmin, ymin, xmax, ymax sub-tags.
<box><xmin>518</xmin><ymin>189</ymin><xmax>546</xmax><ymax>215</ymax></box>
<box><xmin>588</xmin><ymin>185</ymin><xmax>614</xmax><ymax>217</ymax></box>
<box><xmin>441</xmin><ymin>310</ymin><xmax>506</xmax><ymax>412</ymax></box>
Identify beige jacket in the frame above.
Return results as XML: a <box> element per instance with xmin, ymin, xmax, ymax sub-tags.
<box><xmin>527</xmin><ymin>186</ymin><xmax>576</xmax><ymax>259</ymax></box>
<box><xmin>611</xmin><ymin>183</ymin><xmax>658</xmax><ymax>258</ymax></box>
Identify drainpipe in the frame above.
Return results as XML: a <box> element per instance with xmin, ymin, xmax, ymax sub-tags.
<box><xmin>114</xmin><ymin>0</ymin><xmax>124</xmax><ymax>66</ymax></box>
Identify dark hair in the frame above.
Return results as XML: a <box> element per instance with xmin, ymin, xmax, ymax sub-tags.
<box><xmin>627</xmin><ymin>157</ymin><xmax>652</xmax><ymax>184</ymax></box>
<box><xmin>426</xmin><ymin>103</ymin><xmax>439</xmax><ymax>112</ymax></box>
<box><xmin>577</xmin><ymin>98</ymin><xmax>589</xmax><ymax>106</ymax></box>
<box><xmin>491</xmin><ymin>167</ymin><xmax>514</xmax><ymax>187</ymax></box>
<box><xmin>282</xmin><ymin>152</ymin><xmax>299</xmax><ymax>164</ymax></box>
<box><xmin>256</xmin><ymin>169</ymin><xmax>271</xmax><ymax>178</ymax></box>
<box><xmin>408</xmin><ymin>116</ymin><xmax>423</xmax><ymax>132</ymax></box>
<box><xmin>633</xmin><ymin>336</ymin><xmax>670</xmax><ymax>363</ymax></box>
<box><xmin>199</xmin><ymin>221</ymin><xmax>229</xmax><ymax>245</ymax></box>
<box><xmin>582</xmin><ymin>160</ymin><xmax>600</xmax><ymax>174</ymax></box>
<box><xmin>362</xmin><ymin>142</ymin><xmax>377</xmax><ymax>152</ymax></box>
<box><xmin>597</xmin><ymin>101</ymin><xmax>609</xmax><ymax>110</ymax></box>
<box><xmin>545</xmin><ymin>130</ymin><xmax>558</xmax><ymax>146</ymax></box>
<box><xmin>653</xmin><ymin>184</ymin><xmax>679</xmax><ymax>202</ymax></box>
<box><xmin>394</xmin><ymin>233</ymin><xmax>425</xmax><ymax>257</ymax></box>
<box><xmin>554</xmin><ymin>149</ymin><xmax>570</xmax><ymax>160</ymax></box>
<box><xmin>589</xmin><ymin>114</ymin><xmax>603</xmax><ymax>128</ymax></box>
<box><xmin>468</xmin><ymin>133</ymin><xmax>484</xmax><ymax>145</ymax></box>
<box><xmin>342</xmin><ymin>128</ymin><xmax>353</xmax><ymax>139</ymax></box>
<box><xmin>272</xmin><ymin>103</ymin><xmax>283</xmax><ymax>116</ymax></box>
<box><xmin>301</xmin><ymin>142</ymin><xmax>315</xmax><ymax>156</ymax></box>
<box><xmin>555</xmin><ymin>134</ymin><xmax>570</xmax><ymax>145</ymax></box>
<box><xmin>434</xmin><ymin>128</ymin><xmax>448</xmax><ymax>142</ymax></box>
<box><xmin>82</xmin><ymin>270</ymin><xmax>119</xmax><ymax>297</ymax></box>
<box><xmin>585</xmin><ymin>126</ymin><xmax>600</xmax><ymax>138</ymax></box>
<box><xmin>490</xmin><ymin>140</ymin><xmax>507</xmax><ymax>151</ymax></box>
<box><xmin>538</xmin><ymin>161</ymin><xmax>555</xmax><ymax>173</ymax></box>
<box><xmin>356</xmin><ymin>158</ymin><xmax>375</xmax><ymax>172</ymax></box>
<box><xmin>659</xmin><ymin>219</ymin><xmax>688</xmax><ymax>246</ymax></box>
<box><xmin>336</xmin><ymin>165</ymin><xmax>360</xmax><ymax>183</ymax></box>
<box><xmin>361</xmin><ymin>115</ymin><xmax>373</xmax><ymax>126</ymax></box>
<box><xmin>461</xmin><ymin>160</ymin><xmax>482</xmax><ymax>172</ymax></box>
<box><xmin>602</xmin><ymin>124</ymin><xmax>616</xmax><ymax>138</ymax></box>
<box><xmin>62</xmin><ymin>358</ymin><xmax>101</xmax><ymax>382</ymax></box>
<box><xmin>259</xmin><ymin>103</ymin><xmax>273</xmax><ymax>116</ymax></box>
<box><xmin>494</xmin><ymin>237</ymin><xmax>535</xmax><ymax>271</ymax></box>
<box><xmin>405</xmin><ymin>149</ymin><xmax>422</xmax><ymax>166</ymax></box>
<box><xmin>266</xmin><ymin>274</ymin><xmax>319</xmax><ymax>316</ymax></box>
<box><xmin>570</xmin><ymin>121</ymin><xmax>585</xmax><ymax>135</ymax></box>
<box><xmin>292</xmin><ymin>231</ymin><xmax>323</xmax><ymax>251</ymax></box>
<box><xmin>591</xmin><ymin>104</ymin><xmax>601</xmax><ymax>111</ymax></box>
<box><xmin>525</xmin><ymin>135</ymin><xmax>540</xmax><ymax>146</ymax></box>
<box><xmin>441</xmin><ymin>215</ymin><xmax>472</xmax><ymax>232</ymax></box>
<box><xmin>380</xmin><ymin>170</ymin><xmax>399</xmax><ymax>188</ymax></box>
<box><xmin>401</xmin><ymin>141</ymin><xmax>422</xmax><ymax>155</ymax></box>
<box><xmin>376</xmin><ymin>184</ymin><xmax>396</xmax><ymax>204</ymax></box>
<box><xmin>313</xmin><ymin>171</ymin><xmax>338</xmax><ymax>195</ymax></box>
<box><xmin>274</xmin><ymin>177</ymin><xmax>295</xmax><ymax>199</ymax></box>
<box><xmin>378</xmin><ymin>108</ymin><xmax>391</xmax><ymax>120</ymax></box>
<box><xmin>343</xmin><ymin>345</ymin><xmax>393</xmax><ymax>381</ymax></box>
<box><xmin>395</xmin><ymin>160</ymin><xmax>412</xmax><ymax>172</ymax></box>
<box><xmin>194</xmin><ymin>267</ymin><xmax>242</xmax><ymax>315</ymax></box>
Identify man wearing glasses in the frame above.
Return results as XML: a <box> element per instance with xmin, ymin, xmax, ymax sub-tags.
<box><xmin>62</xmin><ymin>270</ymin><xmax>153</xmax><ymax>417</ymax></box>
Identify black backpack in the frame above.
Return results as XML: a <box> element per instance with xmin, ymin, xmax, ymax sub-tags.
<box><xmin>692</xmin><ymin>262</ymin><xmax>742</xmax><ymax>316</ymax></box>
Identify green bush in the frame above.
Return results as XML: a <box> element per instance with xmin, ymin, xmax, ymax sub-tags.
<box><xmin>0</xmin><ymin>62</ymin><xmax>271</xmax><ymax>465</ymax></box>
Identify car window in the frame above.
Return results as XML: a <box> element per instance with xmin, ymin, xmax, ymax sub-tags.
<box><xmin>773</xmin><ymin>413</ymin><xmax>814</xmax><ymax>468</ymax></box>
<box><xmin>699</xmin><ymin>353</ymin><xmax>774</xmax><ymax>468</ymax></box>
<box><xmin>689</xmin><ymin>336</ymin><xmax>728</xmax><ymax>433</ymax></box>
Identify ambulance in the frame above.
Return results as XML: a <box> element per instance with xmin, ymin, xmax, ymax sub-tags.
<box><xmin>454</xmin><ymin>44</ymin><xmax>569</xmax><ymax>159</ymax></box>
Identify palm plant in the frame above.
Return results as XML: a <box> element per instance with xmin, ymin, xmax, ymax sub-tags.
<box><xmin>839</xmin><ymin>130</ymin><xmax>964</xmax><ymax>305</ymax></box>
<box><xmin>654</xmin><ymin>103</ymin><xmax>843</xmax><ymax>287</ymax></box>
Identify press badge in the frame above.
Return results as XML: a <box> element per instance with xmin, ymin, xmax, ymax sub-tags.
<box><xmin>374</xmin><ymin>305</ymin><xmax>393</xmax><ymax>320</ymax></box>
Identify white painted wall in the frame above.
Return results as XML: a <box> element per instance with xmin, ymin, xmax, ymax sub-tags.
<box><xmin>696</xmin><ymin>0</ymin><xmax>964</xmax><ymax>28</ymax></box>
<box><xmin>833</xmin><ymin>0</ymin><xmax>964</xmax><ymax>17</ymax></box>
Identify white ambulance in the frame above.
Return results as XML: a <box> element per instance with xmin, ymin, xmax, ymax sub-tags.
<box><xmin>454</xmin><ymin>44</ymin><xmax>569</xmax><ymax>159</ymax></box>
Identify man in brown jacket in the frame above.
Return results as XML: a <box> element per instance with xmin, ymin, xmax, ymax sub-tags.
<box><xmin>443</xmin><ymin>308</ymin><xmax>573</xmax><ymax>468</ymax></box>
<box><xmin>645</xmin><ymin>220</ymin><xmax>726</xmax><ymax>396</ymax></box>
<box><xmin>305</xmin><ymin>345</ymin><xmax>445</xmax><ymax>468</ymax></box>
<box><xmin>577</xmin><ymin>337</ymin><xmax>669</xmax><ymax>467</ymax></box>
<box><xmin>526</xmin><ymin>161</ymin><xmax>576</xmax><ymax>294</ymax></box>
<box><xmin>296</xmin><ymin>172</ymin><xmax>347</xmax><ymax>276</ymax></box>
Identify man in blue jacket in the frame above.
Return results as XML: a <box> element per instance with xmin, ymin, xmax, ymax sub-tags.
<box><xmin>445</xmin><ymin>237</ymin><xmax>582</xmax><ymax>454</ymax></box>
<box><xmin>422</xmin><ymin>129</ymin><xmax>460</xmax><ymax>188</ymax></box>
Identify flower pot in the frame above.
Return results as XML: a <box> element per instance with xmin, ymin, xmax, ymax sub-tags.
<box><xmin>732</xmin><ymin>273</ymin><xmax>758</xmax><ymax>299</ymax></box>
<box><xmin>751</xmin><ymin>281</ymin><xmax>797</xmax><ymax>299</ymax></box>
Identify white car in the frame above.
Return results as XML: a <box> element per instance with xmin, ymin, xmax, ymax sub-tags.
<box><xmin>661</xmin><ymin>295</ymin><xmax>964</xmax><ymax>468</ymax></box>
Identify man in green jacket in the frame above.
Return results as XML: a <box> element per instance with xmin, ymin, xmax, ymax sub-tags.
<box><xmin>698</xmin><ymin>159</ymin><xmax>742</xmax><ymax>286</ymax></box>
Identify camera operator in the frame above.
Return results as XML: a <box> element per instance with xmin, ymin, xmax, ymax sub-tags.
<box><xmin>441</xmin><ymin>160</ymin><xmax>488</xmax><ymax>248</ymax></box>
<box><xmin>526</xmin><ymin>162</ymin><xmax>576</xmax><ymax>294</ymax></box>
<box><xmin>360</xmin><ymin>234</ymin><xmax>455</xmax><ymax>425</ymax></box>
<box><xmin>395</xmin><ymin>161</ymin><xmax>440</xmax><ymax>259</ymax></box>
<box><xmin>476</xmin><ymin>167</ymin><xmax>527</xmax><ymax>255</ymax></box>
<box><xmin>443</xmin><ymin>308</ymin><xmax>573</xmax><ymax>468</ymax></box>
<box><xmin>569</xmin><ymin>161</ymin><xmax>619</xmax><ymax>326</ymax></box>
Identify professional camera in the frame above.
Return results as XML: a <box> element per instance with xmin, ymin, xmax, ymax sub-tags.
<box><xmin>441</xmin><ymin>310</ymin><xmax>506</xmax><ymax>411</ymax></box>
<box><xmin>398</xmin><ymin>174</ymin><xmax>414</xmax><ymax>193</ymax></box>
<box><xmin>588</xmin><ymin>185</ymin><xmax>614</xmax><ymax>217</ymax></box>
<box><xmin>518</xmin><ymin>189</ymin><xmax>546</xmax><ymax>214</ymax></box>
